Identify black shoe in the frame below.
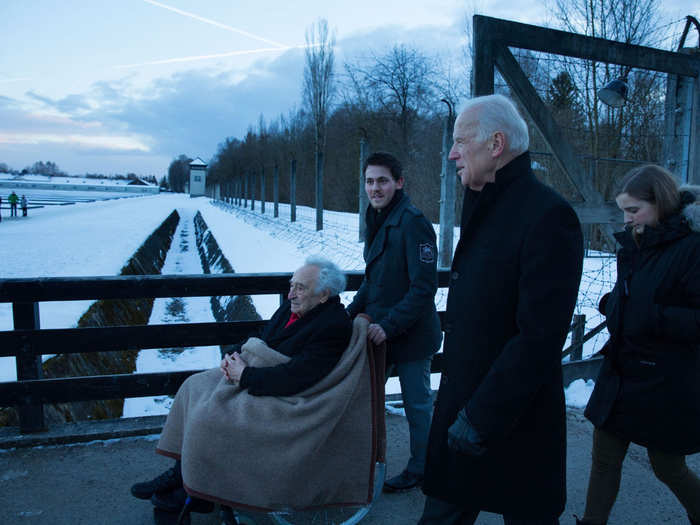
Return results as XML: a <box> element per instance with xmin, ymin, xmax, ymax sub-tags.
<box><xmin>131</xmin><ymin>464</ymin><xmax>182</xmax><ymax>500</ymax></box>
<box><xmin>153</xmin><ymin>507</ymin><xmax>190</xmax><ymax>525</ymax></box>
<box><xmin>573</xmin><ymin>515</ymin><xmax>606</xmax><ymax>525</ymax></box>
<box><xmin>383</xmin><ymin>470</ymin><xmax>423</xmax><ymax>493</ymax></box>
<box><xmin>151</xmin><ymin>488</ymin><xmax>214</xmax><ymax>514</ymax></box>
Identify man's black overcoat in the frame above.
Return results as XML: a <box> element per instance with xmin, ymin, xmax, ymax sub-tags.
<box><xmin>347</xmin><ymin>194</ymin><xmax>442</xmax><ymax>364</ymax></box>
<box><xmin>422</xmin><ymin>152</ymin><xmax>583</xmax><ymax>518</ymax></box>
<box><xmin>239</xmin><ymin>296</ymin><xmax>352</xmax><ymax>396</ymax></box>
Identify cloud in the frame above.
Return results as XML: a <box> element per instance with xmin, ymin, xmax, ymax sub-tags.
<box><xmin>82</xmin><ymin>49</ymin><xmax>307</xmax><ymax>160</ymax></box>
<box><xmin>0</xmin><ymin>21</ymin><xmax>466</xmax><ymax>174</ymax></box>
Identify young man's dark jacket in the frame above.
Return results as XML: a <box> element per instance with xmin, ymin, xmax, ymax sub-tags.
<box><xmin>347</xmin><ymin>192</ymin><xmax>442</xmax><ymax>364</ymax></box>
<box><xmin>585</xmin><ymin>193</ymin><xmax>700</xmax><ymax>454</ymax></box>
<box><xmin>422</xmin><ymin>152</ymin><xmax>583</xmax><ymax>518</ymax></box>
<box><xmin>238</xmin><ymin>296</ymin><xmax>352</xmax><ymax>396</ymax></box>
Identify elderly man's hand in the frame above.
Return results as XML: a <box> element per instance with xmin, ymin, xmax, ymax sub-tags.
<box><xmin>367</xmin><ymin>323</ymin><xmax>387</xmax><ymax>345</ymax></box>
<box><xmin>222</xmin><ymin>352</ymin><xmax>248</xmax><ymax>384</ymax></box>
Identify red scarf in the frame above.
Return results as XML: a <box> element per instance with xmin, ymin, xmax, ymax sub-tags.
<box><xmin>285</xmin><ymin>312</ymin><xmax>300</xmax><ymax>328</ymax></box>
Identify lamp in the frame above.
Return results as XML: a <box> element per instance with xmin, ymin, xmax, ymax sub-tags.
<box><xmin>598</xmin><ymin>78</ymin><xmax>628</xmax><ymax>108</ymax></box>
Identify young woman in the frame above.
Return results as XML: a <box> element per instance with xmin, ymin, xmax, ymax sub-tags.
<box><xmin>578</xmin><ymin>165</ymin><xmax>700</xmax><ymax>524</ymax></box>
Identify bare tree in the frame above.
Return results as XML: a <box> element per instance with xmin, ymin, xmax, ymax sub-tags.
<box><xmin>345</xmin><ymin>45</ymin><xmax>437</xmax><ymax>162</ymax></box>
<box><xmin>303</xmin><ymin>18</ymin><xmax>336</xmax><ymax>230</ymax></box>
<box><xmin>551</xmin><ymin>0</ymin><xmax>665</xmax><ymax>163</ymax></box>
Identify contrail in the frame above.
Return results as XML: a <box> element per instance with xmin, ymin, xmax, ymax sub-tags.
<box><xmin>0</xmin><ymin>77</ymin><xmax>32</xmax><ymax>84</ymax></box>
<box><xmin>113</xmin><ymin>44</ymin><xmax>319</xmax><ymax>69</ymax></box>
<box><xmin>142</xmin><ymin>0</ymin><xmax>288</xmax><ymax>48</ymax></box>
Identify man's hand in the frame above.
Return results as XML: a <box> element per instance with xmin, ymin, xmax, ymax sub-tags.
<box><xmin>447</xmin><ymin>409</ymin><xmax>487</xmax><ymax>456</ymax></box>
<box><xmin>221</xmin><ymin>352</ymin><xmax>248</xmax><ymax>384</ymax></box>
<box><xmin>367</xmin><ymin>323</ymin><xmax>387</xmax><ymax>344</ymax></box>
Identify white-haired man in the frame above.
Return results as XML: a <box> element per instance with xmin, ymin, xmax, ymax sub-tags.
<box><xmin>419</xmin><ymin>95</ymin><xmax>583</xmax><ymax>524</ymax></box>
<box><xmin>131</xmin><ymin>257</ymin><xmax>352</xmax><ymax>522</ymax></box>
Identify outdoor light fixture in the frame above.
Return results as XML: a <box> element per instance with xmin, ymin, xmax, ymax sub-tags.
<box><xmin>598</xmin><ymin>78</ymin><xmax>628</xmax><ymax>108</ymax></box>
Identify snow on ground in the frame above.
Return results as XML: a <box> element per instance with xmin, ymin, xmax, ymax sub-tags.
<box><xmin>565</xmin><ymin>379</ymin><xmax>596</xmax><ymax>408</ymax></box>
<box><xmin>1</xmin><ymin>192</ymin><xmax>610</xmax><ymax>408</ymax></box>
<box><xmin>122</xmin><ymin>208</ymin><xmax>221</xmax><ymax>417</ymax></box>
<box><xmin>0</xmin><ymin>194</ymin><xmax>193</xmax><ymax>381</ymax></box>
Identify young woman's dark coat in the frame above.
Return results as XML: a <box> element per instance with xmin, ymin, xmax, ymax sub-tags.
<box><xmin>585</xmin><ymin>195</ymin><xmax>700</xmax><ymax>454</ymax></box>
<box><xmin>238</xmin><ymin>296</ymin><xmax>352</xmax><ymax>396</ymax></box>
<box><xmin>422</xmin><ymin>152</ymin><xmax>584</xmax><ymax>518</ymax></box>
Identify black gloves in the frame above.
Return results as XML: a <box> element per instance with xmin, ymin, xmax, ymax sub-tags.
<box><xmin>447</xmin><ymin>408</ymin><xmax>487</xmax><ymax>456</ymax></box>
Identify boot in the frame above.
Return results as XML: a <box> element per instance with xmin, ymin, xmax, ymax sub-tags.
<box><xmin>131</xmin><ymin>460</ymin><xmax>182</xmax><ymax>499</ymax></box>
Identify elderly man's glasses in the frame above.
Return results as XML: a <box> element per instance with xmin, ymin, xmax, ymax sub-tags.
<box><xmin>289</xmin><ymin>282</ymin><xmax>309</xmax><ymax>293</ymax></box>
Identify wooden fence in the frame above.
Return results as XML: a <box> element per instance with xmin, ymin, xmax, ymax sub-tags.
<box><xmin>0</xmin><ymin>271</ymin><xmax>601</xmax><ymax>434</ymax></box>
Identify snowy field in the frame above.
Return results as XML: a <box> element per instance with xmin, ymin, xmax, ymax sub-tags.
<box><xmin>0</xmin><ymin>192</ymin><xmax>615</xmax><ymax>412</ymax></box>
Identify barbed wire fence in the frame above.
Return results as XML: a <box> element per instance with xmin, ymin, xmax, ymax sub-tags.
<box><xmin>213</xmin><ymin>193</ymin><xmax>618</xmax><ymax>358</ymax></box>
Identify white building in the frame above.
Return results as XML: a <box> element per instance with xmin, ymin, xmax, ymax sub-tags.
<box><xmin>189</xmin><ymin>157</ymin><xmax>207</xmax><ymax>197</ymax></box>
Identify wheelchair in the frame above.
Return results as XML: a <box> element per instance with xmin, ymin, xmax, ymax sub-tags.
<box><xmin>176</xmin><ymin>333</ymin><xmax>387</xmax><ymax>525</ymax></box>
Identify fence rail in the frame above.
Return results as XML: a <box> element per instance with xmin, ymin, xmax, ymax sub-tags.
<box><xmin>0</xmin><ymin>271</ymin><xmax>602</xmax><ymax>433</ymax></box>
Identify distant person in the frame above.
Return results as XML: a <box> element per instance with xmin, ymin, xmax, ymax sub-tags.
<box><xmin>8</xmin><ymin>191</ymin><xmax>18</xmax><ymax>217</ymax></box>
<box><xmin>419</xmin><ymin>94</ymin><xmax>583</xmax><ymax>525</ymax></box>
<box><xmin>576</xmin><ymin>166</ymin><xmax>700</xmax><ymax>525</ymax></box>
<box><xmin>347</xmin><ymin>151</ymin><xmax>441</xmax><ymax>493</ymax></box>
<box><xmin>20</xmin><ymin>195</ymin><xmax>27</xmax><ymax>217</ymax></box>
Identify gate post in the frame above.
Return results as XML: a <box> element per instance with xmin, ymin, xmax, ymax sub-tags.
<box><xmin>13</xmin><ymin>301</ymin><xmax>46</xmax><ymax>433</ymax></box>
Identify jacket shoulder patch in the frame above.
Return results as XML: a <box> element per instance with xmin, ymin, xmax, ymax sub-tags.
<box><xmin>419</xmin><ymin>243</ymin><xmax>435</xmax><ymax>263</ymax></box>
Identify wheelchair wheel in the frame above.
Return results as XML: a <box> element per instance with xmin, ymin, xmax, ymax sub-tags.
<box><xmin>264</xmin><ymin>462</ymin><xmax>385</xmax><ymax>525</ymax></box>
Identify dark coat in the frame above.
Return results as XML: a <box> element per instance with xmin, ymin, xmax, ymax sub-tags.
<box><xmin>239</xmin><ymin>296</ymin><xmax>352</xmax><ymax>396</ymax></box>
<box><xmin>585</xmin><ymin>198</ymin><xmax>700</xmax><ymax>454</ymax></box>
<box><xmin>347</xmin><ymin>194</ymin><xmax>442</xmax><ymax>364</ymax></box>
<box><xmin>422</xmin><ymin>152</ymin><xmax>583</xmax><ymax>518</ymax></box>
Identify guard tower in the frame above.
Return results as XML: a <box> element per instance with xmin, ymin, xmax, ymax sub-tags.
<box><xmin>189</xmin><ymin>157</ymin><xmax>207</xmax><ymax>197</ymax></box>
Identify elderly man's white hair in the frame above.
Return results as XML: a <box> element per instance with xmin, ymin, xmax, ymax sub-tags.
<box><xmin>304</xmin><ymin>256</ymin><xmax>347</xmax><ymax>297</ymax></box>
<box><xmin>459</xmin><ymin>94</ymin><xmax>529</xmax><ymax>155</ymax></box>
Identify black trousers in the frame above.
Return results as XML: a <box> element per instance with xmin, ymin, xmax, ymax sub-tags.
<box><xmin>418</xmin><ymin>496</ymin><xmax>560</xmax><ymax>525</ymax></box>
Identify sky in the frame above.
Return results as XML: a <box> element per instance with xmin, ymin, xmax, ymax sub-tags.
<box><xmin>1</xmin><ymin>0</ymin><xmax>698</xmax><ymax>177</ymax></box>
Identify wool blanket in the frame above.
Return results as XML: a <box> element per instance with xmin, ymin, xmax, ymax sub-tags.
<box><xmin>157</xmin><ymin>316</ymin><xmax>374</xmax><ymax>510</ymax></box>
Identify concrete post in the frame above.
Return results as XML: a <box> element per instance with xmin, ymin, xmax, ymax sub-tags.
<box><xmin>273</xmin><ymin>163</ymin><xmax>279</xmax><ymax>218</ymax></box>
<box><xmin>243</xmin><ymin>173</ymin><xmax>248</xmax><ymax>208</ymax></box>
<box><xmin>250</xmin><ymin>171</ymin><xmax>256</xmax><ymax>211</ymax></box>
<box><xmin>663</xmin><ymin>48</ymin><xmax>699</xmax><ymax>184</ymax></box>
<box><xmin>438</xmin><ymin>101</ymin><xmax>456</xmax><ymax>269</ymax></box>
<box><xmin>315</xmin><ymin>150</ymin><xmax>323</xmax><ymax>231</ymax></box>
<box><xmin>290</xmin><ymin>158</ymin><xmax>297</xmax><ymax>223</ymax></box>
<box><xmin>260</xmin><ymin>167</ymin><xmax>266</xmax><ymax>214</ymax></box>
<box><xmin>358</xmin><ymin>133</ymin><xmax>369</xmax><ymax>242</ymax></box>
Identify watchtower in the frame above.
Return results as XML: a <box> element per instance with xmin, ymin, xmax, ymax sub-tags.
<box><xmin>189</xmin><ymin>157</ymin><xmax>207</xmax><ymax>197</ymax></box>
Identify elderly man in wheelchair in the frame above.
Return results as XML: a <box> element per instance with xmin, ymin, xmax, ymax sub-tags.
<box><xmin>131</xmin><ymin>256</ymin><xmax>386</xmax><ymax>525</ymax></box>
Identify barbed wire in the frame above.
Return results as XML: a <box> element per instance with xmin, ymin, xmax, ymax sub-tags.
<box><xmin>212</xmin><ymin>198</ymin><xmax>615</xmax><ymax>357</ymax></box>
